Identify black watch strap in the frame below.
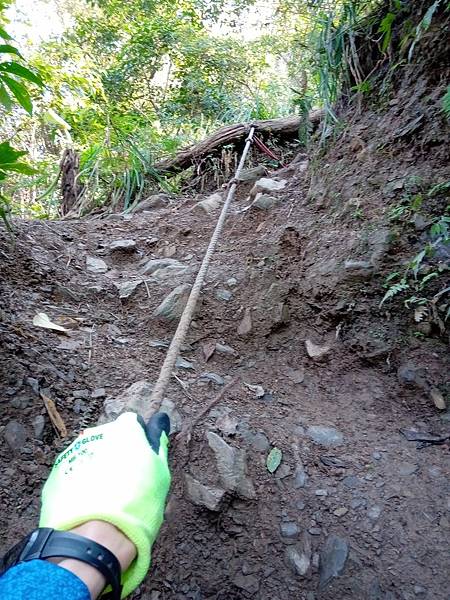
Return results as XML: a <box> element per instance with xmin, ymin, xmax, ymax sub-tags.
<box><xmin>0</xmin><ymin>528</ymin><xmax>122</xmax><ymax>600</ymax></box>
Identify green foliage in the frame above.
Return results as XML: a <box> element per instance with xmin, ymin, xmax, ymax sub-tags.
<box><xmin>0</xmin><ymin>14</ymin><xmax>43</xmax><ymax>227</ymax></box>
<box><xmin>442</xmin><ymin>85</ymin><xmax>450</xmax><ymax>120</ymax></box>
<box><xmin>407</xmin><ymin>0</ymin><xmax>441</xmax><ymax>61</ymax></box>
<box><xmin>381</xmin><ymin>210</ymin><xmax>450</xmax><ymax>332</ymax></box>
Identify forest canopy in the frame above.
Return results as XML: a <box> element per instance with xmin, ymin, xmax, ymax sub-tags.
<box><xmin>0</xmin><ymin>0</ymin><xmax>447</xmax><ymax>219</ymax></box>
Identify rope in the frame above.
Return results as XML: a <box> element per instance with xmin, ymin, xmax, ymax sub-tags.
<box><xmin>146</xmin><ymin>127</ymin><xmax>256</xmax><ymax>415</ymax></box>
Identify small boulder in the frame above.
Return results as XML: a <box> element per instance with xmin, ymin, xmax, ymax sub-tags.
<box><xmin>108</xmin><ymin>239</ymin><xmax>136</xmax><ymax>252</ymax></box>
<box><xmin>250</xmin><ymin>177</ymin><xmax>287</xmax><ymax>197</ymax></box>
<box><xmin>101</xmin><ymin>380</ymin><xmax>155</xmax><ymax>421</ymax></box>
<box><xmin>141</xmin><ymin>258</ymin><xmax>184</xmax><ymax>276</ymax></box>
<box><xmin>193</xmin><ymin>193</ymin><xmax>222</xmax><ymax>214</ymax></box>
<box><xmin>253</xmin><ymin>193</ymin><xmax>280</xmax><ymax>210</ymax></box>
<box><xmin>153</xmin><ymin>284</ymin><xmax>192</xmax><ymax>321</ymax></box>
<box><xmin>237</xmin><ymin>165</ymin><xmax>267</xmax><ymax>182</ymax></box>
<box><xmin>305</xmin><ymin>340</ymin><xmax>331</xmax><ymax>360</ymax></box>
<box><xmin>307</xmin><ymin>425</ymin><xmax>344</xmax><ymax>447</ymax></box>
<box><xmin>237</xmin><ymin>308</ymin><xmax>252</xmax><ymax>336</ymax></box>
<box><xmin>114</xmin><ymin>280</ymin><xmax>142</xmax><ymax>299</ymax></box>
<box><xmin>207</xmin><ymin>431</ymin><xmax>255</xmax><ymax>499</ymax></box>
<box><xmin>86</xmin><ymin>256</ymin><xmax>108</xmax><ymax>274</ymax></box>
<box><xmin>319</xmin><ymin>535</ymin><xmax>349</xmax><ymax>588</ymax></box>
<box><xmin>133</xmin><ymin>194</ymin><xmax>169</xmax><ymax>212</ymax></box>
<box><xmin>285</xmin><ymin>532</ymin><xmax>312</xmax><ymax>577</ymax></box>
<box><xmin>185</xmin><ymin>474</ymin><xmax>226</xmax><ymax>511</ymax></box>
<box><xmin>3</xmin><ymin>420</ymin><xmax>27</xmax><ymax>451</ymax></box>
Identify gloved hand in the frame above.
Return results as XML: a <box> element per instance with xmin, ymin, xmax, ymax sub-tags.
<box><xmin>39</xmin><ymin>411</ymin><xmax>171</xmax><ymax>598</ymax></box>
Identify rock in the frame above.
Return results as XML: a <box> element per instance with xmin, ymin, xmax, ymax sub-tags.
<box><xmin>238</xmin><ymin>428</ymin><xmax>270</xmax><ymax>452</ymax></box>
<box><xmin>344</xmin><ymin>260</ymin><xmax>374</xmax><ymax>279</ymax></box>
<box><xmin>275</xmin><ymin>463</ymin><xmax>292</xmax><ymax>479</ymax></box>
<box><xmin>160</xmin><ymin>398</ymin><xmax>182</xmax><ymax>433</ymax></box>
<box><xmin>253</xmin><ymin>193</ymin><xmax>280</xmax><ymax>210</ymax></box>
<box><xmin>293</xmin><ymin>462</ymin><xmax>308</xmax><ymax>488</ymax></box>
<box><xmin>200</xmin><ymin>372</ymin><xmax>224</xmax><ymax>385</ymax></box>
<box><xmin>32</xmin><ymin>415</ymin><xmax>46</xmax><ymax>440</ymax></box>
<box><xmin>102</xmin><ymin>380</ymin><xmax>154</xmax><ymax>421</ymax></box>
<box><xmin>411</xmin><ymin>213</ymin><xmax>429</xmax><ymax>232</ymax></box>
<box><xmin>372</xmin><ymin>451</ymin><xmax>382</xmax><ymax>460</ymax></box>
<box><xmin>367</xmin><ymin>505</ymin><xmax>382</xmax><ymax>520</ymax></box>
<box><xmin>369</xmin><ymin>228</ymin><xmax>392</xmax><ymax>267</ymax></box>
<box><xmin>227</xmin><ymin>277</ymin><xmax>238</xmax><ymax>287</ymax></box>
<box><xmin>319</xmin><ymin>535</ymin><xmax>349</xmax><ymax>588</ymax></box>
<box><xmin>86</xmin><ymin>256</ymin><xmax>108</xmax><ymax>274</ymax></box>
<box><xmin>132</xmin><ymin>193</ymin><xmax>169</xmax><ymax>211</ymax></box>
<box><xmin>216</xmin><ymin>413</ymin><xmax>239</xmax><ymax>436</ymax></box>
<box><xmin>237</xmin><ymin>165</ymin><xmax>267</xmax><ymax>182</ymax></box>
<box><xmin>91</xmin><ymin>388</ymin><xmax>106</xmax><ymax>399</ymax></box>
<box><xmin>215</xmin><ymin>289</ymin><xmax>232</xmax><ymax>301</ymax></box>
<box><xmin>307</xmin><ymin>425</ymin><xmax>344</xmax><ymax>447</ymax></box>
<box><xmin>305</xmin><ymin>340</ymin><xmax>331</xmax><ymax>359</ymax></box>
<box><xmin>185</xmin><ymin>474</ymin><xmax>225</xmax><ymax>511</ymax></box>
<box><xmin>285</xmin><ymin>533</ymin><xmax>312</xmax><ymax>577</ymax></box>
<box><xmin>109</xmin><ymin>239</ymin><xmax>136</xmax><ymax>252</ymax></box>
<box><xmin>26</xmin><ymin>377</ymin><xmax>40</xmax><ymax>395</ymax></box>
<box><xmin>430</xmin><ymin>386</ymin><xmax>446</xmax><ymax>410</ymax></box>
<box><xmin>153</xmin><ymin>284</ymin><xmax>191</xmax><ymax>321</ymax></box>
<box><xmin>57</xmin><ymin>339</ymin><xmax>83</xmax><ymax>351</ymax></box>
<box><xmin>398</xmin><ymin>462</ymin><xmax>418</xmax><ymax>476</ymax></box>
<box><xmin>333</xmin><ymin>507</ymin><xmax>348</xmax><ymax>517</ymax></box>
<box><xmin>206</xmin><ymin>431</ymin><xmax>255</xmax><ymax>499</ymax></box>
<box><xmin>350</xmin><ymin>497</ymin><xmax>366</xmax><ymax>509</ymax></box>
<box><xmin>250</xmin><ymin>177</ymin><xmax>287</xmax><ymax>197</ymax></box>
<box><xmin>114</xmin><ymin>280</ymin><xmax>143</xmax><ymax>299</ymax></box>
<box><xmin>343</xmin><ymin>475</ymin><xmax>361</xmax><ymax>489</ymax></box>
<box><xmin>285</xmin><ymin>367</ymin><xmax>305</xmax><ymax>384</ymax></box>
<box><xmin>175</xmin><ymin>357</ymin><xmax>194</xmax><ymax>371</ymax></box>
<box><xmin>141</xmin><ymin>258</ymin><xmax>185</xmax><ymax>276</ymax></box>
<box><xmin>315</xmin><ymin>489</ymin><xmax>328</xmax><ymax>497</ymax></box>
<box><xmin>3</xmin><ymin>420</ymin><xmax>27</xmax><ymax>451</ymax></box>
<box><xmin>232</xmin><ymin>572</ymin><xmax>260</xmax><ymax>595</ymax></box>
<box><xmin>194</xmin><ymin>192</ymin><xmax>222</xmax><ymax>214</ymax></box>
<box><xmin>397</xmin><ymin>363</ymin><xmax>428</xmax><ymax>390</ymax></box>
<box><xmin>215</xmin><ymin>343</ymin><xmax>237</xmax><ymax>356</ymax></box>
<box><xmin>280</xmin><ymin>521</ymin><xmax>299</xmax><ymax>538</ymax></box>
<box><xmin>237</xmin><ymin>308</ymin><xmax>252</xmax><ymax>336</ymax></box>
<box><xmin>72</xmin><ymin>389</ymin><xmax>89</xmax><ymax>399</ymax></box>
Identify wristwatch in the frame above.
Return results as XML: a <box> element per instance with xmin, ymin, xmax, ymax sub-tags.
<box><xmin>0</xmin><ymin>528</ymin><xmax>122</xmax><ymax>599</ymax></box>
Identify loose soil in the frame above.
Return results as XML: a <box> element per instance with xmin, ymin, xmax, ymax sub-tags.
<box><xmin>1</xmin><ymin>22</ymin><xmax>450</xmax><ymax>597</ymax></box>
<box><xmin>1</xmin><ymin>163</ymin><xmax>449</xmax><ymax>599</ymax></box>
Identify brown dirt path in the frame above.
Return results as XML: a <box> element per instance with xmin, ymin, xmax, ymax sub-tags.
<box><xmin>0</xmin><ymin>168</ymin><xmax>449</xmax><ymax>600</ymax></box>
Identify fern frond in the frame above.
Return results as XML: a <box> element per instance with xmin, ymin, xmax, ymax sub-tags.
<box><xmin>380</xmin><ymin>280</ymin><xmax>409</xmax><ymax>306</ymax></box>
<box><xmin>443</xmin><ymin>85</ymin><xmax>450</xmax><ymax>120</ymax></box>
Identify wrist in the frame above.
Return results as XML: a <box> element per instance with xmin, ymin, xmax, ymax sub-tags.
<box><xmin>56</xmin><ymin>521</ymin><xmax>136</xmax><ymax>599</ymax></box>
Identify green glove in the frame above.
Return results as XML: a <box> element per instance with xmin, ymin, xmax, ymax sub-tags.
<box><xmin>39</xmin><ymin>411</ymin><xmax>171</xmax><ymax>598</ymax></box>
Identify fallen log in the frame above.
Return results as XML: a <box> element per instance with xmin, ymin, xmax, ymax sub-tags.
<box><xmin>155</xmin><ymin>110</ymin><xmax>324</xmax><ymax>174</ymax></box>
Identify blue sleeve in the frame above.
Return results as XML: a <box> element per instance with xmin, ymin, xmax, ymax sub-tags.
<box><xmin>0</xmin><ymin>559</ymin><xmax>90</xmax><ymax>600</ymax></box>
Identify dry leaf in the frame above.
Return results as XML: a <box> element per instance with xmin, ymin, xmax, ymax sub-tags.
<box><xmin>33</xmin><ymin>312</ymin><xmax>68</xmax><ymax>333</ymax></box>
<box><xmin>41</xmin><ymin>393</ymin><xmax>67</xmax><ymax>438</ymax></box>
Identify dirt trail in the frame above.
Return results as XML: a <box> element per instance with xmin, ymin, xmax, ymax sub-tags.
<box><xmin>1</xmin><ymin>162</ymin><xmax>449</xmax><ymax>600</ymax></box>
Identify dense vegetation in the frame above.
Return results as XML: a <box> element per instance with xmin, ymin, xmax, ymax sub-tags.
<box><xmin>0</xmin><ymin>0</ymin><xmax>448</xmax><ymax>220</ymax></box>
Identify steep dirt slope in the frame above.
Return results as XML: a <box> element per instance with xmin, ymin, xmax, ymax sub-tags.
<box><xmin>1</xmin><ymin>4</ymin><xmax>449</xmax><ymax>594</ymax></box>
<box><xmin>0</xmin><ymin>155</ymin><xmax>448</xmax><ymax>599</ymax></box>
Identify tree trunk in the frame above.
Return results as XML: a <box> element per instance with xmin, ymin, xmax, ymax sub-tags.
<box><xmin>155</xmin><ymin>110</ymin><xmax>324</xmax><ymax>174</ymax></box>
<box><xmin>60</xmin><ymin>148</ymin><xmax>81</xmax><ymax>216</ymax></box>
